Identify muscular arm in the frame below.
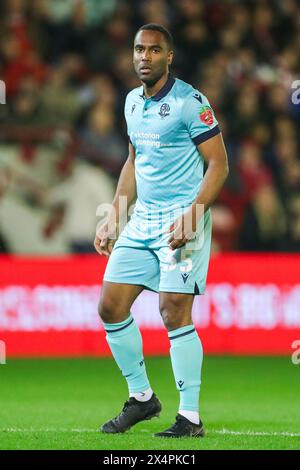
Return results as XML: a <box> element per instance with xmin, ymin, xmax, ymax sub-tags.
<box><xmin>110</xmin><ymin>143</ymin><xmax>136</xmax><ymax>221</ymax></box>
<box><xmin>193</xmin><ymin>132</ymin><xmax>229</xmax><ymax>212</ymax></box>
<box><xmin>168</xmin><ymin>133</ymin><xmax>229</xmax><ymax>250</ymax></box>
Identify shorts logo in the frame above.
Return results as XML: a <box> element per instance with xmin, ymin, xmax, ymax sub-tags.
<box><xmin>159</xmin><ymin>103</ymin><xmax>170</xmax><ymax>119</ymax></box>
<box><xmin>181</xmin><ymin>273</ymin><xmax>189</xmax><ymax>283</ymax></box>
<box><xmin>131</xmin><ymin>104</ymin><xmax>136</xmax><ymax>114</ymax></box>
<box><xmin>199</xmin><ymin>106</ymin><xmax>214</xmax><ymax>126</ymax></box>
<box><xmin>177</xmin><ymin>380</ymin><xmax>184</xmax><ymax>388</ymax></box>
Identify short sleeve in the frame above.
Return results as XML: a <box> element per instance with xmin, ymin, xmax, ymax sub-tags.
<box><xmin>124</xmin><ymin>93</ymin><xmax>132</xmax><ymax>144</ymax></box>
<box><xmin>181</xmin><ymin>92</ymin><xmax>220</xmax><ymax>145</ymax></box>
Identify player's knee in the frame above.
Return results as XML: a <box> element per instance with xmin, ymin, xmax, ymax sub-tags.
<box><xmin>98</xmin><ymin>296</ymin><xmax>123</xmax><ymax>323</ymax></box>
<box><xmin>160</xmin><ymin>310</ymin><xmax>177</xmax><ymax>330</ymax></box>
<box><xmin>160</xmin><ymin>296</ymin><xmax>188</xmax><ymax>330</ymax></box>
<box><xmin>160</xmin><ymin>301</ymin><xmax>180</xmax><ymax>330</ymax></box>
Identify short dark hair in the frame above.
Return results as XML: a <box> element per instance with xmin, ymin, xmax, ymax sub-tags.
<box><xmin>136</xmin><ymin>24</ymin><xmax>174</xmax><ymax>50</ymax></box>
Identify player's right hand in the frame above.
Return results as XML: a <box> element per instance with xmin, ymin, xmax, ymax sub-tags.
<box><xmin>94</xmin><ymin>219</ymin><xmax>117</xmax><ymax>257</ymax></box>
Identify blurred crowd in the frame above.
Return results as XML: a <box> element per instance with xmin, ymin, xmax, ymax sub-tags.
<box><xmin>0</xmin><ymin>0</ymin><xmax>299</xmax><ymax>253</ymax></box>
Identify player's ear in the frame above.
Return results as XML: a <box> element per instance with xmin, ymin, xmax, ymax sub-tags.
<box><xmin>167</xmin><ymin>50</ymin><xmax>174</xmax><ymax>66</ymax></box>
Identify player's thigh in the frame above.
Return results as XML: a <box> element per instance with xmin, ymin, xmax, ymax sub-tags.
<box><xmin>104</xmin><ymin>244</ymin><xmax>160</xmax><ymax>292</ymax></box>
<box><xmin>100</xmin><ymin>245</ymin><xmax>160</xmax><ymax>321</ymax></box>
<box><xmin>99</xmin><ymin>281</ymin><xmax>144</xmax><ymax>323</ymax></box>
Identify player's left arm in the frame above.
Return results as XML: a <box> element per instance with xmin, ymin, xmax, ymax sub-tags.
<box><xmin>194</xmin><ymin>132</ymin><xmax>229</xmax><ymax>212</ymax></box>
<box><xmin>167</xmin><ymin>132</ymin><xmax>228</xmax><ymax>250</ymax></box>
<box><xmin>168</xmin><ymin>92</ymin><xmax>229</xmax><ymax>250</ymax></box>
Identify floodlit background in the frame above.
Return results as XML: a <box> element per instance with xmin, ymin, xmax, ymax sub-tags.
<box><xmin>0</xmin><ymin>0</ymin><xmax>300</xmax><ymax>451</ymax></box>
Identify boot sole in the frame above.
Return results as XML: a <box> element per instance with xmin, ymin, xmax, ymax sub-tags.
<box><xmin>154</xmin><ymin>426</ymin><xmax>205</xmax><ymax>438</ymax></box>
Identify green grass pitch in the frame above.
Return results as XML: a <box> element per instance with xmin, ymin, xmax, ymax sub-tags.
<box><xmin>0</xmin><ymin>356</ymin><xmax>299</xmax><ymax>450</ymax></box>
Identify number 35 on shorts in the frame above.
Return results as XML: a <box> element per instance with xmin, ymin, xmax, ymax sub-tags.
<box><xmin>162</xmin><ymin>248</ymin><xmax>193</xmax><ymax>273</ymax></box>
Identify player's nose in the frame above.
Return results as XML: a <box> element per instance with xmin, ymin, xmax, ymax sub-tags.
<box><xmin>141</xmin><ymin>49</ymin><xmax>151</xmax><ymax>61</ymax></box>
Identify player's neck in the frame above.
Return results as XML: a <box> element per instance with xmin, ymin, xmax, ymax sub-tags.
<box><xmin>142</xmin><ymin>72</ymin><xmax>170</xmax><ymax>99</ymax></box>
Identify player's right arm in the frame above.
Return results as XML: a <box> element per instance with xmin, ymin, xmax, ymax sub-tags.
<box><xmin>94</xmin><ymin>142</ymin><xmax>136</xmax><ymax>256</ymax></box>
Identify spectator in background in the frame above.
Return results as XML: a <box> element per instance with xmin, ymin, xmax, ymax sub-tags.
<box><xmin>239</xmin><ymin>185</ymin><xmax>286</xmax><ymax>251</ymax></box>
<box><xmin>46</xmin><ymin>140</ymin><xmax>116</xmax><ymax>253</ymax></box>
<box><xmin>40</xmin><ymin>60</ymin><xmax>84</xmax><ymax>126</ymax></box>
<box><xmin>0</xmin><ymin>166</ymin><xmax>11</xmax><ymax>252</ymax></box>
<box><xmin>0</xmin><ymin>31</ymin><xmax>47</xmax><ymax>98</ymax></box>
<box><xmin>5</xmin><ymin>75</ymin><xmax>50</xmax><ymax>126</ymax></box>
<box><xmin>31</xmin><ymin>0</ymin><xmax>117</xmax><ymax>62</ymax></box>
<box><xmin>230</xmin><ymin>82</ymin><xmax>261</xmax><ymax>139</ymax></box>
<box><xmin>77</xmin><ymin>102</ymin><xmax>127</xmax><ymax>178</ymax></box>
<box><xmin>44</xmin><ymin>97</ymin><xmax>125</xmax><ymax>253</ymax></box>
<box><xmin>112</xmin><ymin>48</ymin><xmax>141</xmax><ymax>102</ymax></box>
<box><xmin>283</xmin><ymin>195</ymin><xmax>300</xmax><ymax>251</ymax></box>
<box><xmin>139</xmin><ymin>0</ymin><xmax>171</xmax><ymax>29</ymax></box>
<box><xmin>0</xmin><ymin>0</ymin><xmax>47</xmax><ymax>96</ymax></box>
<box><xmin>86</xmin><ymin>12</ymin><xmax>132</xmax><ymax>74</ymax></box>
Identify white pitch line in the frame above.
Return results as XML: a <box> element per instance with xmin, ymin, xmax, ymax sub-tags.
<box><xmin>0</xmin><ymin>428</ymin><xmax>96</xmax><ymax>433</ymax></box>
<box><xmin>213</xmin><ymin>429</ymin><xmax>300</xmax><ymax>438</ymax></box>
<box><xmin>1</xmin><ymin>428</ymin><xmax>300</xmax><ymax>437</ymax></box>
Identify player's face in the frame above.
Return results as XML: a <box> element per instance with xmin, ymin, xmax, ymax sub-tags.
<box><xmin>133</xmin><ymin>30</ymin><xmax>173</xmax><ymax>86</ymax></box>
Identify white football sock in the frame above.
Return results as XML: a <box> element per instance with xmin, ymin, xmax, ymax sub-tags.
<box><xmin>179</xmin><ymin>410</ymin><xmax>200</xmax><ymax>425</ymax></box>
<box><xmin>130</xmin><ymin>387</ymin><xmax>153</xmax><ymax>402</ymax></box>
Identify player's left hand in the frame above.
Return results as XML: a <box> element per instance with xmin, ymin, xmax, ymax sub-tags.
<box><xmin>166</xmin><ymin>205</ymin><xmax>198</xmax><ymax>251</ymax></box>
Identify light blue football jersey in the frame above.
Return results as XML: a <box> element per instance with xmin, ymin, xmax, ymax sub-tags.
<box><xmin>125</xmin><ymin>75</ymin><xmax>220</xmax><ymax>221</ymax></box>
<box><xmin>104</xmin><ymin>76</ymin><xmax>218</xmax><ymax>293</ymax></box>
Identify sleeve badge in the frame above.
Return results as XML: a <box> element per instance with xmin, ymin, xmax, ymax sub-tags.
<box><xmin>199</xmin><ymin>106</ymin><xmax>214</xmax><ymax>126</ymax></box>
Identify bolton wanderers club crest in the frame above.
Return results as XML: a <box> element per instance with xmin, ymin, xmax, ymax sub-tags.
<box><xmin>159</xmin><ymin>103</ymin><xmax>170</xmax><ymax>119</ymax></box>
